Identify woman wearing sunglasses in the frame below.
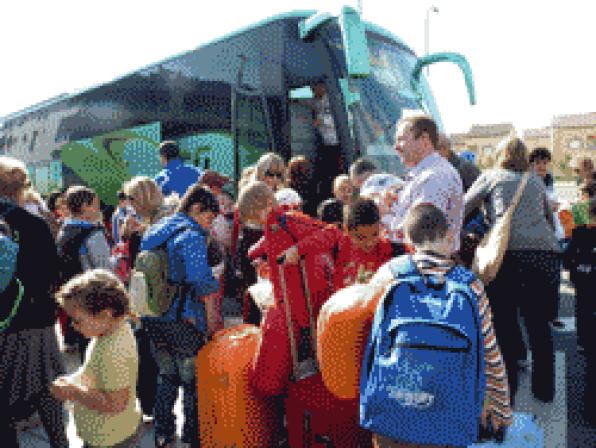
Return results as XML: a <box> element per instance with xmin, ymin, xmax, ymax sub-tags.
<box><xmin>255</xmin><ymin>152</ymin><xmax>286</xmax><ymax>193</ymax></box>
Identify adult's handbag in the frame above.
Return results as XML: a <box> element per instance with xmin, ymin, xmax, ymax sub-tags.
<box><xmin>472</xmin><ymin>172</ymin><xmax>530</xmax><ymax>284</ymax></box>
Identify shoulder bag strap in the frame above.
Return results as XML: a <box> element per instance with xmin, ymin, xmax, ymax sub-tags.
<box><xmin>509</xmin><ymin>172</ymin><xmax>531</xmax><ymax>215</ymax></box>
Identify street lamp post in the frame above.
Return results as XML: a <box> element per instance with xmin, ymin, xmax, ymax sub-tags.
<box><xmin>424</xmin><ymin>6</ymin><xmax>439</xmax><ymax>76</ymax></box>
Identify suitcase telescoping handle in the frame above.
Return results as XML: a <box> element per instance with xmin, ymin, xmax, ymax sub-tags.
<box><xmin>299</xmin><ymin>258</ymin><xmax>318</xmax><ymax>362</ymax></box>
<box><xmin>277</xmin><ymin>255</ymin><xmax>301</xmax><ymax>379</ymax></box>
<box><xmin>277</xmin><ymin>254</ymin><xmax>319</xmax><ymax>382</ymax></box>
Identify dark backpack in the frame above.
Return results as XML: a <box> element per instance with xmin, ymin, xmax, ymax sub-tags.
<box><xmin>56</xmin><ymin>225</ymin><xmax>103</xmax><ymax>285</ymax></box>
<box><xmin>360</xmin><ymin>255</ymin><xmax>485</xmax><ymax>447</ymax></box>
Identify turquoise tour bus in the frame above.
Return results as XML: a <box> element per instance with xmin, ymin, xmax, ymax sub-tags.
<box><xmin>0</xmin><ymin>6</ymin><xmax>475</xmax><ymax>205</ymax></box>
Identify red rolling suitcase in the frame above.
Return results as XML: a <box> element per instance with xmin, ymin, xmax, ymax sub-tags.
<box><xmin>278</xmin><ymin>256</ymin><xmax>372</xmax><ymax>448</ymax></box>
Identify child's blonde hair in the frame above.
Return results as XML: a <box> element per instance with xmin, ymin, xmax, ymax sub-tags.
<box><xmin>237</xmin><ymin>181</ymin><xmax>277</xmax><ymax>223</ymax></box>
<box><xmin>55</xmin><ymin>269</ymin><xmax>130</xmax><ymax>318</ymax></box>
<box><xmin>239</xmin><ymin>166</ymin><xmax>256</xmax><ymax>191</ymax></box>
<box><xmin>123</xmin><ymin>176</ymin><xmax>164</xmax><ymax>221</ymax></box>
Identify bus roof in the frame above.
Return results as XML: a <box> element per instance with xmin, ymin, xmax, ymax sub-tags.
<box><xmin>2</xmin><ymin>10</ymin><xmax>413</xmax><ymax>123</ymax></box>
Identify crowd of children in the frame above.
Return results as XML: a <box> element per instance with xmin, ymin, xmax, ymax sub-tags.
<box><xmin>1</xmin><ymin>124</ymin><xmax>595</xmax><ymax>447</ymax></box>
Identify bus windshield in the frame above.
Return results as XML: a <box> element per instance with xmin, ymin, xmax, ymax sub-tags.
<box><xmin>326</xmin><ymin>29</ymin><xmax>442</xmax><ymax>175</ymax></box>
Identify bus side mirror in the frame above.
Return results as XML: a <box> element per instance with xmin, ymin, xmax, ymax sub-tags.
<box><xmin>411</xmin><ymin>52</ymin><xmax>476</xmax><ymax>105</ymax></box>
<box><xmin>339</xmin><ymin>6</ymin><xmax>371</xmax><ymax>78</ymax></box>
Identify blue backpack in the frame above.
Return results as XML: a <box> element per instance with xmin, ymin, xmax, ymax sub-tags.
<box><xmin>0</xmin><ymin>216</ymin><xmax>24</xmax><ymax>333</ymax></box>
<box><xmin>360</xmin><ymin>255</ymin><xmax>486</xmax><ymax>447</ymax></box>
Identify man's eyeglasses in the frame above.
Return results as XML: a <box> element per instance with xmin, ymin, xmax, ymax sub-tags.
<box><xmin>265</xmin><ymin>171</ymin><xmax>284</xmax><ymax>179</ymax></box>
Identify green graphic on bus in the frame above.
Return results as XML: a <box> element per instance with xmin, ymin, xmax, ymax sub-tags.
<box><xmin>60</xmin><ymin>123</ymin><xmax>162</xmax><ymax>206</ymax></box>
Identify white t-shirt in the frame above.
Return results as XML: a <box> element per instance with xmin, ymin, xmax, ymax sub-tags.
<box><xmin>314</xmin><ymin>94</ymin><xmax>339</xmax><ymax>146</ymax></box>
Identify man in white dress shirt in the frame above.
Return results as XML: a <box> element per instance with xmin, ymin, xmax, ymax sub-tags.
<box><xmin>383</xmin><ymin>115</ymin><xmax>463</xmax><ymax>253</ymax></box>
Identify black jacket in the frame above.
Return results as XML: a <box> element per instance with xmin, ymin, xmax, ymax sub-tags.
<box><xmin>0</xmin><ymin>198</ymin><xmax>59</xmax><ymax>333</ymax></box>
<box><xmin>563</xmin><ymin>225</ymin><xmax>596</xmax><ymax>286</ymax></box>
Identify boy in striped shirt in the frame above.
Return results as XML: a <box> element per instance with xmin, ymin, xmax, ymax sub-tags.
<box><xmin>372</xmin><ymin>203</ymin><xmax>512</xmax><ymax>447</ymax></box>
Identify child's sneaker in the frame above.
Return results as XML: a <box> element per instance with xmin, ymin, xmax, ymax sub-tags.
<box><xmin>155</xmin><ymin>436</ymin><xmax>175</xmax><ymax>448</ymax></box>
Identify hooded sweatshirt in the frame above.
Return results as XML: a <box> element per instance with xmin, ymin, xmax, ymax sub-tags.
<box><xmin>140</xmin><ymin>212</ymin><xmax>218</xmax><ymax>332</ymax></box>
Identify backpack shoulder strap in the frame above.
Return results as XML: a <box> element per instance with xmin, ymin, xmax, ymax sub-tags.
<box><xmin>277</xmin><ymin>214</ymin><xmax>297</xmax><ymax>243</ymax></box>
<box><xmin>444</xmin><ymin>265</ymin><xmax>480</xmax><ymax>316</ymax></box>
<box><xmin>387</xmin><ymin>254</ymin><xmax>420</xmax><ymax>281</ymax></box>
<box><xmin>381</xmin><ymin>255</ymin><xmax>423</xmax><ymax>314</ymax></box>
<box><xmin>0</xmin><ymin>277</ymin><xmax>24</xmax><ymax>333</ymax></box>
<box><xmin>161</xmin><ymin>224</ymin><xmax>203</xmax><ymax>320</ymax></box>
<box><xmin>445</xmin><ymin>265</ymin><xmax>484</xmax><ymax>395</ymax></box>
<box><xmin>164</xmin><ymin>224</ymin><xmax>194</xmax><ymax>247</ymax></box>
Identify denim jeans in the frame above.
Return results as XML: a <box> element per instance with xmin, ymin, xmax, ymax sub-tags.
<box><xmin>151</xmin><ymin>343</ymin><xmax>198</xmax><ymax>445</ymax></box>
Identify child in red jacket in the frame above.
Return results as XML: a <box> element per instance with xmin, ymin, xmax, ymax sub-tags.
<box><xmin>238</xmin><ymin>181</ymin><xmax>371</xmax><ymax>447</ymax></box>
<box><xmin>283</xmin><ymin>197</ymin><xmax>393</xmax><ymax>293</ymax></box>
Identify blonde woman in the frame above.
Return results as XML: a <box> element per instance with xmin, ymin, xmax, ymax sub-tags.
<box><xmin>0</xmin><ymin>156</ymin><xmax>68</xmax><ymax>447</ymax></box>
<box><xmin>118</xmin><ymin>176</ymin><xmax>177</xmax><ymax>421</ymax></box>
<box><xmin>255</xmin><ymin>152</ymin><xmax>286</xmax><ymax>192</ymax></box>
<box><xmin>119</xmin><ymin>176</ymin><xmax>175</xmax><ymax>274</ymax></box>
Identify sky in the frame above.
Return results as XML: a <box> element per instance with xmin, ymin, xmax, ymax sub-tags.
<box><xmin>1</xmin><ymin>0</ymin><xmax>595</xmax><ymax>134</ymax></box>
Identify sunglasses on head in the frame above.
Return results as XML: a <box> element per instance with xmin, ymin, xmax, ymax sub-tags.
<box><xmin>265</xmin><ymin>170</ymin><xmax>284</xmax><ymax>179</ymax></box>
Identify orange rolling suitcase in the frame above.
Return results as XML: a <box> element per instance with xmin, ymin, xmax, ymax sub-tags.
<box><xmin>317</xmin><ymin>273</ymin><xmax>394</xmax><ymax>400</ymax></box>
<box><xmin>196</xmin><ymin>324</ymin><xmax>283</xmax><ymax>447</ymax></box>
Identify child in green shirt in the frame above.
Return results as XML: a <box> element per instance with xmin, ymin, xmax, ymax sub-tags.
<box><xmin>51</xmin><ymin>269</ymin><xmax>141</xmax><ymax>448</ymax></box>
<box><xmin>572</xmin><ymin>181</ymin><xmax>596</xmax><ymax>226</ymax></box>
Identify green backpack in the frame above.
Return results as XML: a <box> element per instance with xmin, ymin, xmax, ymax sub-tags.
<box><xmin>129</xmin><ymin>228</ymin><xmax>188</xmax><ymax>317</ymax></box>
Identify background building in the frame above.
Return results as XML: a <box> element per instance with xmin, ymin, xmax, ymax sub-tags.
<box><xmin>552</xmin><ymin>112</ymin><xmax>596</xmax><ymax>180</ymax></box>
<box><xmin>523</xmin><ymin>127</ymin><xmax>551</xmax><ymax>152</ymax></box>
<box><xmin>450</xmin><ymin>123</ymin><xmax>514</xmax><ymax>169</ymax></box>
<box><xmin>451</xmin><ymin>112</ymin><xmax>596</xmax><ymax>179</ymax></box>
